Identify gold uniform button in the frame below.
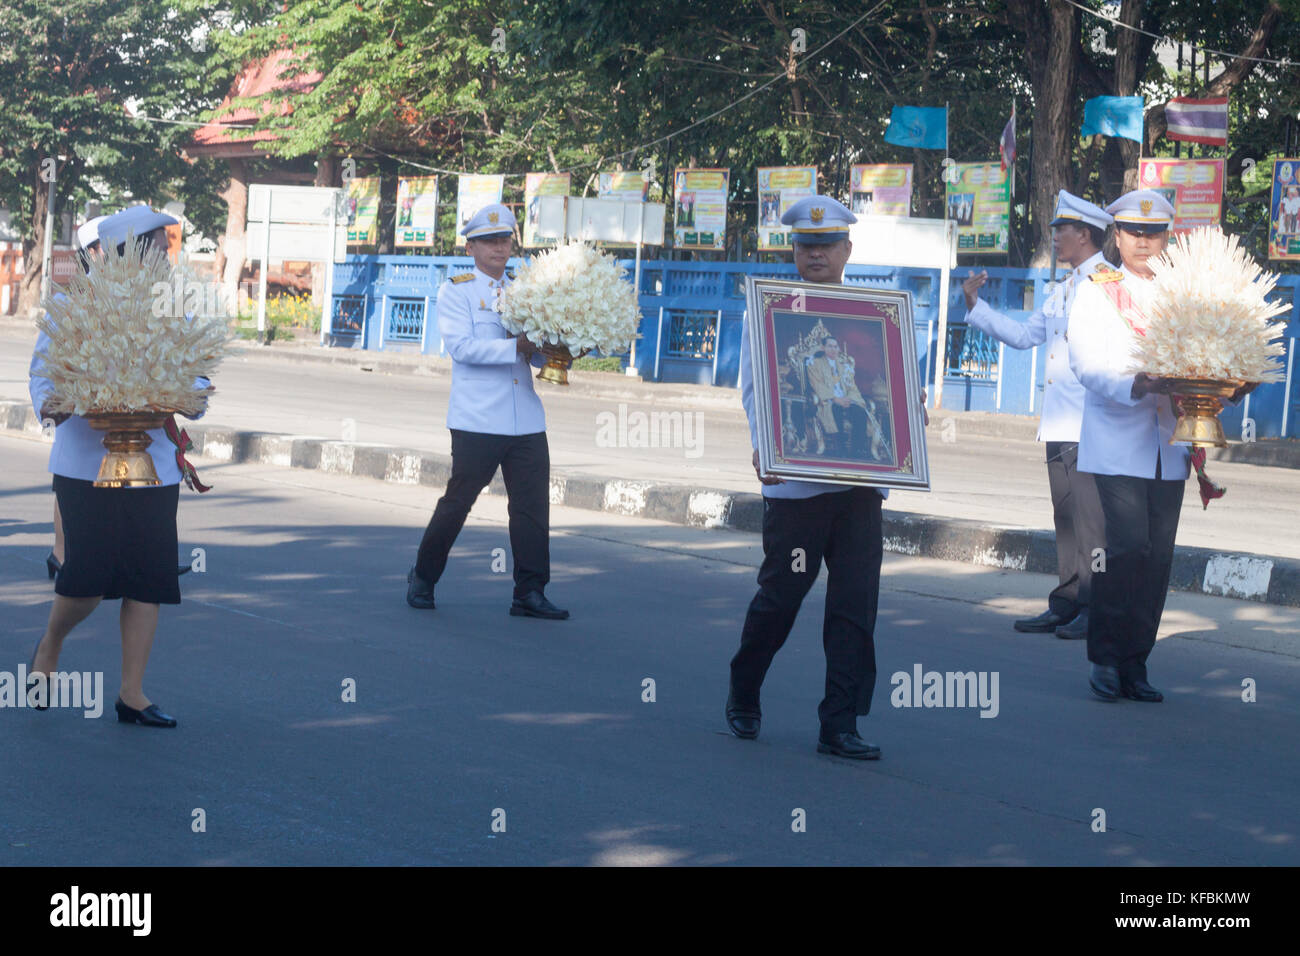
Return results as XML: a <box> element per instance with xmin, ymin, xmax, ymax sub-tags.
<box><xmin>513</xmin><ymin>378</ymin><xmax>518</xmax><ymax>384</ymax></box>
<box><xmin>1048</xmin><ymin>378</ymin><xmax>1054</xmax><ymax>384</ymax></box>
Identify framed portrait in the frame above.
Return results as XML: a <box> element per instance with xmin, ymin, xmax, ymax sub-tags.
<box><xmin>744</xmin><ymin>277</ymin><xmax>930</xmax><ymax>491</ymax></box>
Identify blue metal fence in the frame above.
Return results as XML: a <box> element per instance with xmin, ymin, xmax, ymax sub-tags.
<box><xmin>327</xmin><ymin>255</ymin><xmax>1300</xmax><ymax>439</ymax></box>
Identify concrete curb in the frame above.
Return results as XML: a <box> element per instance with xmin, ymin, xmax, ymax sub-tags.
<box><xmin>5</xmin><ymin>399</ymin><xmax>1298</xmax><ymax>608</ymax></box>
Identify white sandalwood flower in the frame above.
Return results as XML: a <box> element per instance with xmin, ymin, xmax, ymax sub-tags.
<box><xmin>498</xmin><ymin>241</ymin><xmax>642</xmax><ymax>356</ymax></box>
<box><xmin>35</xmin><ymin>239</ymin><xmax>229</xmax><ymax>416</ymax></box>
<box><xmin>1137</xmin><ymin>227</ymin><xmax>1287</xmax><ymax>382</ymax></box>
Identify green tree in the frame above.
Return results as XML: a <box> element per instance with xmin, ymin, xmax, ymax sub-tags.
<box><xmin>0</xmin><ymin>0</ymin><xmax>236</xmax><ymax>315</ymax></box>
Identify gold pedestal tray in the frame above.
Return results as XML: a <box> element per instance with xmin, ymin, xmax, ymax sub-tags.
<box><xmin>535</xmin><ymin>346</ymin><xmax>591</xmax><ymax>386</ymax></box>
<box><xmin>85</xmin><ymin>411</ymin><xmax>172</xmax><ymax>487</ymax></box>
<box><xmin>1149</xmin><ymin>377</ymin><xmax>1246</xmax><ymax>449</ymax></box>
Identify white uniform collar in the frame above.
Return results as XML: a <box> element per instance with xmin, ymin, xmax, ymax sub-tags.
<box><xmin>1073</xmin><ymin>250</ymin><xmax>1108</xmax><ymax>278</ymax></box>
<box><xmin>474</xmin><ymin>266</ymin><xmax>508</xmax><ymax>286</ymax></box>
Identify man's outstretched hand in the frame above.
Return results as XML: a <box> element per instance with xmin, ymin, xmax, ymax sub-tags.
<box><xmin>962</xmin><ymin>271</ymin><xmax>988</xmax><ymax>310</ymax></box>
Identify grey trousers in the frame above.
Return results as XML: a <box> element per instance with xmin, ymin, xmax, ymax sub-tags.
<box><xmin>1045</xmin><ymin>441</ymin><xmax>1106</xmax><ymax>617</ymax></box>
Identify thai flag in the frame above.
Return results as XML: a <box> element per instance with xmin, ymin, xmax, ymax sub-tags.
<box><xmin>999</xmin><ymin>104</ymin><xmax>1016</xmax><ymax>171</ymax></box>
<box><xmin>1165</xmin><ymin>96</ymin><xmax>1229</xmax><ymax>146</ymax></box>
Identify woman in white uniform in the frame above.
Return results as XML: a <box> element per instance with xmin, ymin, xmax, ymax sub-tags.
<box><xmin>28</xmin><ymin>205</ymin><xmax>206</xmax><ymax>727</ymax></box>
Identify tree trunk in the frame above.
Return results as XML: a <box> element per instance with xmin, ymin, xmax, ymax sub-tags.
<box><xmin>1011</xmin><ymin>0</ymin><xmax>1079</xmax><ymax>265</ymax></box>
<box><xmin>311</xmin><ymin>154</ymin><xmax>340</xmax><ymax>305</ymax></box>
<box><xmin>219</xmin><ymin>158</ymin><xmax>249</xmax><ymax>319</ymax></box>
<box><xmin>1114</xmin><ymin>0</ymin><xmax>1144</xmax><ymax>192</ymax></box>
<box><xmin>17</xmin><ymin>167</ymin><xmax>51</xmax><ymax>319</ymax></box>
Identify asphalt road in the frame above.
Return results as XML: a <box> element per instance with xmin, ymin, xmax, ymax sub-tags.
<box><xmin>3</xmin><ymin>327</ymin><xmax>1300</xmax><ymax>559</ymax></box>
<box><xmin>2</xmin><ymin>433</ymin><xmax>1297</xmax><ymax>865</ymax></box>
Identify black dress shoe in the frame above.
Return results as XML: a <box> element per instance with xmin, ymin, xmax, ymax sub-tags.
<box><xmin>406</xmin><ymin>567</ymin><xmax>436</xmax><ymax>609</ymax></box>
<box><xmin>725</xmin><ymin>691</ymin><xmax>760</xmax><ymax>739</ymax></box>
<box><xmin>46</xmin><ymin>552</ymin><xmax>61</xmax><ymax>580</ymax></box>
<box><xmin>1120</xmin><ymin>678</ymin><xmax>1163</xmax><ymax>702</ymax></box>
<box><xmin>27</xmin><ymin>638</ymin><xmax>49</xmax><ymax>711</ymax></box>
<box><xmin>1055</xmin><ymin>611</ymin><xmax>1088</xmax><ymax>640</ymax></box>
<box><xmin>510</xmin><ymin>591</ymin><xmax>569</xmax><ymax>620</ymax></box>
<box><xmin>1089</xmin><ymin>664</ymin><xmax>1121</xmax><ymax>701</ymax></box>
<box><xmin>115</xmin><ymin>698</ymin><xmax>178</xmax><ymax>728</ymax></box>
<box><xmin>817</xmin><ymin>731</ymin><xmax>881</xmax><ymax>760</ymax></box>
<box><xmin>1014</xmin><ymin>608</ymin><xmax>1077</xmax><ymax>633</ymax></box>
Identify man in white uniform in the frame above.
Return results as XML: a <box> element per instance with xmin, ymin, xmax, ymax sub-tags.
<box><xmin>961</xmin><ymin>190</ymin><xmax>1112</xmax><ymax>640</ymax></box>
<box><xmin>1067</xmin><ymin>189</ymin><xmax>1187</xmax><ymax>702</ymax></box>
<box><xmin>406</xmin><ymin>203</ymin><xmax>568</xmax><ymax>619</ymax></box>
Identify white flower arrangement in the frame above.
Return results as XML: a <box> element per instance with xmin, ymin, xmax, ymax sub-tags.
<box><xmin>1137</xmin><ymin>227</ymin><xmax>1288</xmax><ymax>382</ymax></box>
<box><xmin>498</xmin><ymin>241</ymin><xmax>641</xmax><ymax>355</ymax></box>
<box><xmin>36</xmin><ymin>238</ymin><xmax>228</xmax><ymax>416</ymax></box>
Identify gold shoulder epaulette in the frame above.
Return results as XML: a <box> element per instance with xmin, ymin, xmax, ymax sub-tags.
<box><xmin>1090</xmin><ymin>269</ymin><xmax>1123</xmax><ymax>284</ymax></box>
<box><xmin>505</xmin><ymin>270</ymin><xmax>515</xmax><ymax>280</ymax></box>
<box><xmin>451</xmin><ymin>272</ymin><xmax>474</xmax><ymax>284</ymax></box>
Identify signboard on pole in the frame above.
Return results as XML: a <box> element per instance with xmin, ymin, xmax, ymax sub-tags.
<box><xmin>757</xmin><ymin>165</ymin><xmax>817</xmax><ymax>251</ymax></box>
<box><xmin>454</xmin><ymin>174</ymin><xmax>506</xmax><ymax>249</ymax></box>
<box><xmin>523</xmin><ymin>173</ymin><xmax>571</xmax><ymax>247</ymax></box>
<box><xmin>945</xmin><ymin>162</ymin><xmax>1010</xmax><ymax>254</ymax></box>
<box><xmin>1267</xmin><ymin>159</ymin><xmax>1300</xmax><ymax>261</ymax></box>
<box><xmin>395</xmin><ymin>176</ymin><xmax>439</xmax><ymax>247</ymax></box>
<box><xmin>344</xmin><ymin>176</ymin><xmax>380</xmax><ymax>245</ymax></box>
<box><xmin>245</xmin><ymin>184</ymin><xmax>347</xmax><ymax>342</ymax></box>
<box><xmin>1137</xmin><ymin>158</ymin><xmax>1224</xmax><ymax>233</ymax></box>
<box><xmin>849</xmin><ymin>164</ymin><xmax>914</xmax><ymax>218</ymax></box>
<box><xmin>673</xmin><ymin>168</ymin><xmax>728</xmax><ymax>251</ymax></box>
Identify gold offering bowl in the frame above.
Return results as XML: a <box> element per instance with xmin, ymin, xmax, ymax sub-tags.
<box><xmin>85</xmin><ymin>411</ymin><xmax>173</xmax><ymax>487</ymax></box>
<box><xmin>1147</xmin><ymin>377</ymin><xmax>1247</xmax><ymax>448</ymax></box>
<box><xmin>536</xmin><ymin>346</ymin><xmax>592</xmax><ymax>386</ymax></box>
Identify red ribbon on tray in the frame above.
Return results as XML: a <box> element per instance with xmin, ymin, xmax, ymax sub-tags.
<box><xmin>164</xmin><ymin>415</ymin><xmax>211</xmax><ymax>493</ymax></box>
<box><xmin>1188</xmin><ymin>445</ymin><xmax>1225</xmax><ymax>510</ymax></box>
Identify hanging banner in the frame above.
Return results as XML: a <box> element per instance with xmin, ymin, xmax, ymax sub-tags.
<box><xmin>454</xmin><ymin>174</ymin><xmax>506</xmax><ymax>249</ymax></box>
<box><xmin>673</xmin><ymin>167</ymin><xmax>728</xmax><ymax>251</ymax></box>
<box><xmin>394</xmin><ymin>176</ymin><xmax>439</xmax><ymax>247</ymax></box>
<box><xmin>597</xmin><ymin>171</ymin><xmax>649</xmax><ymax>203</ymax></box>
<box><xmin>523</xmin><ymin>173</ymin><xmax>571</xmax><ymax>247</ymax></box>
<box><xmin>1137</xmin><ymin>158</ymin><xmax>1224</xmax><ymax>233</ymax></box>
<box><xmin>1268</xmin><ymin>158</ymin><xmax>1300</xmax><ymax>261</ymax></box>
<box><xmin>757</xmin><ymin>166</ymin><xmax>817</xmax><ymax>251</ymax></box>
<box><xmin>849</xmin><ymin>164</ymin><xmax>914</xmax><ymax>218</ymax></box>
<box><xmin>344</xmin><ymin>176</ymin><xmax>380</xmax><ymax>246</ymax></box>
<box><xmin>945</xmin><ymin>162</ymin><xmax>1010</xmax><ymax>254</ymax></box>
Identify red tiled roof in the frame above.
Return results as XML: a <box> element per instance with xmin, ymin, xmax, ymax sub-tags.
<box><xmin>189</xmin><ymin>49</ymin><xmax>322</xmax><ymax>155</ymax></box>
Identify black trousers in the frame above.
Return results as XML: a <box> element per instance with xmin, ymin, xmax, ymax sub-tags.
<box><xmin>830</xmin><ymin>402</ymin><xmax>870</xmax><ymax>457</ymax></box>
<box><xmin>415</xmin><ymin>429</ymin><xmax>550</xmax><ymax>599</ymax></box>
<box><xmin>730</xmin><ymin>487</ymin><xmax>883</xmax><ymax>734</ymax></box>
<box><xmin>1087</xmin><ymin>463</ymin><xmax>1184</xmax><ymax>681</ymax></box>
<box><xmin>1045</xmin><ymin>441</ymin><xmax>1106</xmax><ymax>616</ymax></box>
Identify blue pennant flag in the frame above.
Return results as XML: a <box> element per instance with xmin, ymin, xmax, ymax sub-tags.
<box><xmin>1081</xmin><ymin>95</ymin><xmax>1145</xmax><ymax>143</ymax></box>
<box><xmin>884</xmin><ymin>105</ymin><xmax>948</xmax><ymax>151</ymax></box>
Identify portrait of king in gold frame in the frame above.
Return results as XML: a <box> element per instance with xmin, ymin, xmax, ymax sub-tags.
<box><xmin>744</xmin><ymin>277</ymin><xmax>930</xmax><ymax>491</ymax></box>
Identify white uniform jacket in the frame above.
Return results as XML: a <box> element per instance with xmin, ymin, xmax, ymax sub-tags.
<box><xmin>1067</xmin><ymin>265</ymin><xmax>1190</xmax><ymax>480</ymax></box>
<box><xmin>963</xmin><ymin>250</ymin><xmax>1110</xmax><ymax>442</ymax></box>
<box><xmin>439</xmin><ymin>267</ymin><xmax>546</xmax><ymax>436</ymax></box>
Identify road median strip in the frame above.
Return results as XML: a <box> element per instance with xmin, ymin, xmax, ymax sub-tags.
<box><xmin>3</xmin><ymin>399</ymin><xmax>1297</xmax><ymax>608</ymax></box>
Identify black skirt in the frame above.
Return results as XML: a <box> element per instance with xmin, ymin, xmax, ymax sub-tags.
<box><xmin>52</xmin><ymin>475</ymin><xmax>181</xmax><ymax>605</ymax></box>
